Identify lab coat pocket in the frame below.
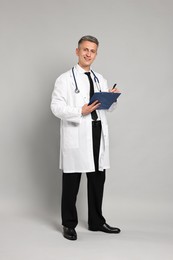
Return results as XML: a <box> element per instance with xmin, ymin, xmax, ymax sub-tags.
<box><xmin>63</xmin><ymin>121</ymin><xmax>79</xmax><ymax>149</ymax></box>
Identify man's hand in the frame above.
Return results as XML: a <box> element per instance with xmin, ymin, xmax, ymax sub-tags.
<box><xmin>82</xmin><ymin>100</ymin><xmax>100</xmax><ymax>116</ymax></box>
<box><xmin>109</xmin><ymin>87</ymin><xmax>121</xmax><ymax>93</ymax></box>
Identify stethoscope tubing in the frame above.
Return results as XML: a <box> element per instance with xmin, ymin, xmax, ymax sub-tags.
<box><xmin>72</xmin><ymin>66</ymin><xmax>101</xmax><ymax>94</ymax></box>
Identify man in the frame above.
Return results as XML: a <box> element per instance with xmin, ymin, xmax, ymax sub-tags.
<box><xmin>51</xmin><ymin>35</ymin><xmax>121</xmax><ymax>240</ymax></box>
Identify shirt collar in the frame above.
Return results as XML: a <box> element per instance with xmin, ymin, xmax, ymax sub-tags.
<box><xmin>75</xmin><ymin>64</ymin><xmax>92</xmax><ymax>74</ymax></box>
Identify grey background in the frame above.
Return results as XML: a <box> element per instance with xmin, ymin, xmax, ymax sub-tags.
<box><xmin>0</xmin><ymin>0</ymin><xmax>173</xmax><ymax>259</ymax></box>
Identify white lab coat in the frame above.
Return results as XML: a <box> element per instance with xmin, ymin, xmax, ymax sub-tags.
<box><xmin>51</xmin><ymin>64</ymin><xmax>116</xmax><ymax>173</ymax></box>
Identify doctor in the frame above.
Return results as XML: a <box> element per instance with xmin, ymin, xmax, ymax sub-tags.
<box><xmin>51</xmin><ymin>35</ymin><xmax>121</xmax><ymax>240</ymax></box>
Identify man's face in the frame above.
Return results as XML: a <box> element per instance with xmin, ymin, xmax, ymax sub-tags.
<box><xmin>76</xmin><ymin>41</ymin><xmax>98</xmax><ymax>70</ymax></box>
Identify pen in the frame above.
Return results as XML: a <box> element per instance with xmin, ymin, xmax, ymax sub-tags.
<box><xmin>112</xmin><ymin>83</ymin><xmax>117</xmax><ymax>89</ymax></box>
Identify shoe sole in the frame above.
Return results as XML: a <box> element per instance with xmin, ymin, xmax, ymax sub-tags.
<box><xmin>63</xmin><ymin>234</ymin><xmax>77</xmax><ymax>240</ymax></box>
<box><xmin>88</xmin><ymin>228</ymin><xmax>121</xmax><ymax>234</ymax></box>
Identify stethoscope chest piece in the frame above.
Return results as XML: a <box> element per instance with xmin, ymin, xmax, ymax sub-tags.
<box><xmin>75</xmin><ymin>88</ymin><xmax>80</xmax><ymax>94</ymax></box>
<box><xmin>72</xmin><ymin>67</ymin><xmax>80</xmax><ymax>94</ymax></box>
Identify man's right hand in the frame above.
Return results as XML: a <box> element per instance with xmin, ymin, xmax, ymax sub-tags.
<box><xmin>82</xmin><ymin>100</ymin><xmax>100</xmax><ymax>116</ymax></box>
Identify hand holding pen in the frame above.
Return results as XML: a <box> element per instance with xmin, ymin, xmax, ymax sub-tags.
<box><xmin>110</xmin><ymin>83</ymin><xmax>120</xmax><ymax>93</ymax></box>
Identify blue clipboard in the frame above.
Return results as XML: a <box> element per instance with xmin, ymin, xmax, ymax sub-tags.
<box><xmin>88</xmin><ymin>92</ymin><xmax>121</xmax><ymax>109</ymax></box>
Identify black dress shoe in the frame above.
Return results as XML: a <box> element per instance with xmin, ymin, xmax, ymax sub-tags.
<box><xmin>63</xmin><ymin>226</ymin><xmax>77</xmax><ymax>240</ymax></box>
<box><xmin>89</xmin><ymin>223</ymin><xmax>121</xmax><ymax>234</ymax></box>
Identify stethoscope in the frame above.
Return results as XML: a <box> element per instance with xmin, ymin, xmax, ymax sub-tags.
<box><xmin>72</xmin><ymin>66</ymin><xmax>101</xmax><ymax>94</ymax></box>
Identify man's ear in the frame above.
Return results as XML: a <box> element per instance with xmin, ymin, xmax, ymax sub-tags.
<box><xmin>76</xmin><ymin>48</ymin><xmax>79</xmax><ymax>56</ymax></box>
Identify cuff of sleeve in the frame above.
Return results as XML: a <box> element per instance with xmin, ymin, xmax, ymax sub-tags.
<box><xmin>108</xmin><ymin>101</ymin><xmax>118</xmax><ymax>112</ymax></box>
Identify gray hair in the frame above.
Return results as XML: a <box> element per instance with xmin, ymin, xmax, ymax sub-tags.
<box><xmin>78</xmin><ymin>35</ymin><xmax>99</xmax><ymax>47</ymax></box>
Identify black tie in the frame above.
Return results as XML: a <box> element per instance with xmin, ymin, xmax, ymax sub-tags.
<box><xmin>85</xmin><ymin>72</ymin><xmax>98</xmax><ymax>121</ymax></box>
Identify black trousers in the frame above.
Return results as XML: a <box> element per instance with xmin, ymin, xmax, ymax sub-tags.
<box><xmin>61</xmin><ymin>121</ymin><xmax>106</xmax><ymax>229</ymax></box>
